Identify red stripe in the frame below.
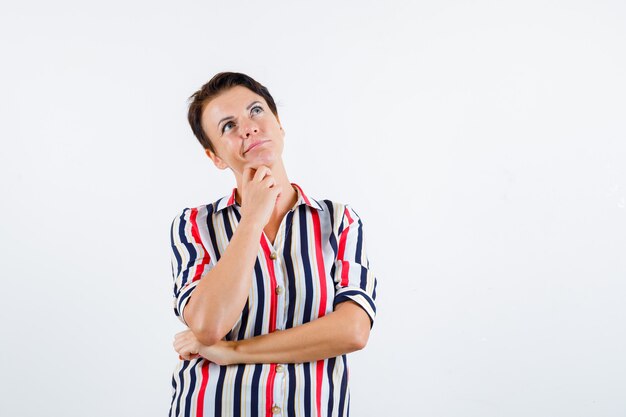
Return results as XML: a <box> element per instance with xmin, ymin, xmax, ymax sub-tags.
<box><xmin>336</xmin><ymin>208</ymin><xmax>354</xmax><ymax>287</ymax></box>
<box><xmin>292</xmin><ymin>183</ymin><xmax>311</xmax><ymax>206</ymax></box>
<box><xmin>259</xmin><ymin>237</ymin><xmax>278</xmax><ymax>332</ymax></box>
<box><xmin>316</xmin><ymin>359</ymin><xmax>324</xmax><ymax>417</ymax></box>
<box><xmin>311</xmin><ymin>209</ymin><xmax>327</xmax><ymax>417</ymax></box>
<box><xmin>260</xmin><ymin>236</ymin><xmax>278</xmax><ymax>416</ymax></box>
<box><xmin>340</xmin><ymin>261</ymin><xmax>351</xmax><ymax>287</ymax></box>
<box><xmin>311</xmin><ymin>210</ymin><xmax>327</xmax><ymax>318</ymax></box>
<box><xmin>265</xmin><ymin>363</ymin><xmax>277</xmax><ymax>417</ymax></box>
<box><xmin>197</xmin><ymin>361</ymin><xmax>210</xmax><ymax>417</ymax></box>
<box><xmin>344</xmin><ymin>207</ymin><xmax>354</xmax><ymax>225</ymax></box>
<box><xmin>227</xmin><ymin>188</ymin><xmax>237</xmax><ymax>206</ymax></box>
<box><xmin>190</xmin><ymin>208</ymin><xmax>210</xmax><ymax>282</ymax></box>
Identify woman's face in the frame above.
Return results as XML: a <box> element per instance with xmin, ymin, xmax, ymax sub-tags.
<box><xmin>201</xmin><ymin>85</ymin><xmax>285</xmax><ymax>176</ymax></box>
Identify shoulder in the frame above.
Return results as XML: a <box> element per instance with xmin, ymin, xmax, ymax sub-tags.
<box><xmin>311</xmin><ymin>198</ymin><xmax>367</xmax><ymax>232</ymax></box>
<box><xmin>169</xmin><ymin>195</ymin><xmax>228</xmax><ymax>230</ymax></box>
<box><xmin>316</xmin><ymin>198</ymin><xmax>362</xmax><ymax>218</ymax></box>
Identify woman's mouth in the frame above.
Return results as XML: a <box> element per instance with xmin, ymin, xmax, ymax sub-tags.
<box><xmin>244</xmin><ymin>140</ymin><xmax>268</xmax><ymax>155</ymax></box>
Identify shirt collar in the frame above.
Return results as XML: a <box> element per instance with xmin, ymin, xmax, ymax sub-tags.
<box><xmin>292</xmin><ymin>183</ymin><xmax>324</xmax><ymax>211</ymax></box>
<box><xmin>215</xmin><ymin>182</ymin><xmax>323</xmax><ymax>212</ymax></box>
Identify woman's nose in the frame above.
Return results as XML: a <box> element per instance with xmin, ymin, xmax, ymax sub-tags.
<box><xmin>240</xmin><ymin>121</ymin><xmax>259</xmax><ymax>137</ymax></box>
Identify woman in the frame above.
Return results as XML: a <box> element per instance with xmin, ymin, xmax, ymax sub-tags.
<box><xmin>169</xmin><ymin>72</ymin><xmax>377</xmax><ymax>417</ymax></box>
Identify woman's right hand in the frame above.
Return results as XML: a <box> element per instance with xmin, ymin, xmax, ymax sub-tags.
<box><xmin>174</xmin><ymin>329</ymin><xmax>202</xmax><ymax>361</ymax></box>
<box><xmin>240</xmin><ymin>165</ymin><xmax>281</xmax><ymax>228</ymax></box>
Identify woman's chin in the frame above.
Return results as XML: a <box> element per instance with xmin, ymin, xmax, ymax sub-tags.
<box><xmin>245</xmin><ymin>150</ymin><xmax>278</xmax><ymax>168</ymax></box>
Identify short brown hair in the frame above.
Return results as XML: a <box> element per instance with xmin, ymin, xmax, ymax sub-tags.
<box><xmin>187</xmin><ymin>72</ymin><xmax>279</xmax><ymax>153</ymax></box>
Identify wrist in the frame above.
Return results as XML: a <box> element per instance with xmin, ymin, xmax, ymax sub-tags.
<box><xmin>237</xmin><ymin>216</ymin><xmax>265</xmax><ymax>234</ymax></box>
<box><xmin>227</xmin><ymin>340</ymin><xmax>242</xmax><ymax>365</ymax></box>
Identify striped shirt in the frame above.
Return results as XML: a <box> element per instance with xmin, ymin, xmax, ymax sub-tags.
<box><xmin>168</xmin><ymin>183</ymin><xmax>377</xmax><ymax>417</ymax></box>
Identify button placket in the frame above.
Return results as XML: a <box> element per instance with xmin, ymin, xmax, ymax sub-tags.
<box><xmin>269</xmin><ymin>247</ymin><xmax>287</xmax><ymax>331</ymax></box>
<box><xmin>274</xmin><ymin>275</ymin><xmax>285</xmax><ymax>330</ymax></box>
<box><xmin>272</xmin><ymin>363</ymin><xmax>286</xmax><ymax>416</ymax></box>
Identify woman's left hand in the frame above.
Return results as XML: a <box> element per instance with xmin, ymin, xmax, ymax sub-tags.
<box><xmin>197</xmin><ymin>339</ymin><xmax>237</xmax><ymax>366</ymax></box>
<box><xmin>174</xmin><ymin>329</ymin><xmax>237</xmax><ymax>365</ymax></box>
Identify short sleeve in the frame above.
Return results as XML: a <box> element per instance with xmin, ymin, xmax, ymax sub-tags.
<box><xmin>332</xmin><ymin>205</ymin><xmax>378</xmax><ymax>327</ymax></box>
<box><xmin>170</xmin><ymin>207</ymin><xmax>213</xmax><ymax>326</ymax></box>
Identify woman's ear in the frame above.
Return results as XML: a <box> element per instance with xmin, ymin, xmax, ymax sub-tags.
<box><xmin>205</xmin><ymin>148</ymin><xmax>228</xmax><ymax>170</ymax></box>
<box><xmin>277</xmin><ymin>117</ymin><xmax>285</xmax><ymax>135</ymax></box>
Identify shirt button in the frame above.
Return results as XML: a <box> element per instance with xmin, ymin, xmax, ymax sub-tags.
<box><xmin>275</xmin><ymin>286</ymin><xmax>283</xmax><ymax>295</ymax></box>
<box><xmin>271</xmin><ymin>405</ymin><xmax>281</xmax><ymax>414</ymax></box>
<box><xmin>270</xmin><ymin>252</ymin><xmax>277</xmax><ymax>260</ymax></box>
<box><xmin>276</xmin><ymin>364</ymin><xmax>284</xmax><ymax>373</ymax></box>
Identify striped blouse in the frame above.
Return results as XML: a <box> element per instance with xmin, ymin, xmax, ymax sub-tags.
<box><xmin>168</xmin><ymin>183</ymin><xmax>377</xmax><ymax>417</ymax></box>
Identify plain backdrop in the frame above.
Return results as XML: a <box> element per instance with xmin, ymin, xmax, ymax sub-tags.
<box><xmin>1</xmin><ymin>1</ymin><xmax>625</xmax><ymax>416</ymax></box>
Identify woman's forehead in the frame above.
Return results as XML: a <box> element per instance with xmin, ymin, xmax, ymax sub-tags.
<box><xmin>204</xmin><ymin>86</ymin><xmax>264</xmax><ymax>119</ymax></box>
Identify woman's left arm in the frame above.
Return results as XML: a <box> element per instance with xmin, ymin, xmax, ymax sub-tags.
<box><xmin>174</xmin><ymin>301</ymin><xmax>371</xmax><ymax>365</ymax></box>
<box><xmin>174</xmin><ymin>204</ymin><xmax>377</xmax><ymax>365</ymax></box>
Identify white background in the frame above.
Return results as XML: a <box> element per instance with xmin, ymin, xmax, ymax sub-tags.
<box><xmin>1</xmin><ymin>1</ymin><xmax>625</xmax><ymax>416</ymax></box>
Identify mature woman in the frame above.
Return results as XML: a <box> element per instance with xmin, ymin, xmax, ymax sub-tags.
<box><xmin>169</xmin><ymin>72</ymin><xmax>377</xmax><ymax>417</ymax></box>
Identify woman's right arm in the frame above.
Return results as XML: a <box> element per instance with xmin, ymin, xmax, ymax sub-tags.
<box><xmin>182</xmin><ymin>166</ymin><xmax>280</xmax><ymax>346</ymax></box>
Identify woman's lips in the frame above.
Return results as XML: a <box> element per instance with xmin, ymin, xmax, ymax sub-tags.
<box><xmin>244</xmin><ymin>140</ymin><xmax>268</xmax><ymax>154</ymax></box>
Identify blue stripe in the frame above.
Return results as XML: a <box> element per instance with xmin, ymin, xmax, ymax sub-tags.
<box><xmin>173</xmin><ymin>360</ymin><xmax>190</xmax><ymax>417</ymax></box>
<box><xmin>338</xmin><ymin>207</ymin><xmax>347</xmax><ymax>236</ymax></box>
<box><xmin>222</xmin><ymin>209</ymin><xmax>234</xmax><ymax>240</ymax></box>
<box><xmin>177</xmin><ymin>284</ymin><xmax>196</xmax><ymax>316</ymax></box>
<box><xmin>283</xmin><ymin>211</ymin><xmax>297</xmax><ymax>329</ymax></box>
<box><xmin>354</xmin><ymin>217</ymin><xmax>363</xmax><ymax>264</ymax></box>
<box><xmin>178</xmin><ymin>209</ymin><xmax>197</xmax><ymax>290</ymax></box>
<box><xmin>253</xmin><ymin>260</ymin><xmax>265</xmax><ymax>336</ymax></box>
<box><xmin>303</xmin><ymin>362</ymin><xmax>312</xmax><ymax>417</ymax></box>
<box><xmin>214</xmin><ymin>366</ymin><xmax>227</xmax><ymax>416</ymax></box>
<box><xmin>236</xmin><ymin>300</ymin><xmax>250</xmax><ymax>340</ymax></box>
<box><xmin>338</xmin><ymin>355</ymin><xmax>348</xmax><ymax>416</ymax></box>
<box><xmin>326</xmin><ymin>357</ymin><xmax>336</xmax><ymax>416</ymax></box>
<box><xmin>334</xmin><ymin>289</ymin><xmax>377</xmax><ymax>314</ymax></box>
<box><xmin>169</xmin><ymin>370</ymin><xmax>178</xmax><ymax>417</ymax></box>
<box><xmin>323</xmin><ymin>201</ymin><xmax>338</xmax><ymax>256</ymax></box>
<box><xmin>233</xmin><ymin>206</ymin><xmax>242</xmax><ymax>222</ymax></box>
<box><xmin>372</xmin><ymin>278</ymin><xmax>377</xmax><ymax>300</ymax></box>
<box><xmin>233</xmin><ymin>365</ymin><xmax>245</xmax><ymax>417</ymax></box>
<box><xmin>183</xmin><ymin>360</ymin><xmax>197</xmax><ymax>416</ymax></box>
<box><xmin>287</xmin><ymin>364</ymin><xmax>297</xmax><ymax>416</ymax></box>
<box><xmin>206</xmin><ymin>207</ymin><xmax>220</xmax><ymax>262</ymax></box>
<box><xmin>298</xmin><ymin>208</ymin><xmax>314</xmax><ymax>323</ymax></box>
<box><xmin>171</xmin><ymin>212</ymin><xmax>184</xmax><ymax>279</ymax></box>
<box><xmin>250</xmin><ymin>364</ymin><xmax>262</xmax><ymax>417</ymax></box>
<box><xmin>359</xmin><ymin>265</ymin><xmax>368</xmax><ymax>292</ymax></box>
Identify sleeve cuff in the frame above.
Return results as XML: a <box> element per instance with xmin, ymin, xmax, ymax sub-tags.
<box><xmin>174</xmin><ymin>279</ymin><xmax>201</xmax><ymax>326</ymax></box>
<box><xmin>334</xmin><ymin>287</ymin><xmax>377</xmax><ymax>328</ymax></box>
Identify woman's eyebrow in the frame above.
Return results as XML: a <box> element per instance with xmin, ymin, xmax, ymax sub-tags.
<box><xmin>218</xmin><ymin>115</ymin><xmax>233</xmax><ymax>129</ymax></box>
<box><xmin>246</xmin><ymin>100</ymin><xmax>261</xmax><ymax>110</ymax></box>
<box><xmin>218</xmin><ymin>101</ymin><xmax>262</xmax><ymax>129</ymax></box>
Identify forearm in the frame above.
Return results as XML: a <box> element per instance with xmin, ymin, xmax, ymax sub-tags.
<box><xmin>226</xmin><ymin>302</ymin><xmax>371</xmax><ymax>364</ymax></box>
<box><xmin>184</xmin><ymin>218</ymin><xmax>263</xmax><ymax>345</ymax></box>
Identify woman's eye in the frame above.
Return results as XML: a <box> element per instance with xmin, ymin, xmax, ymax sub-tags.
<box><xmin>251</xmin><ymin>105</ymin><xmax>263</xmax><ymax>115</ymax></box>
<box><xmin>222</xmin><ymin>121</ymin><xmax>234</xmax><ymax>133</ymax></box>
